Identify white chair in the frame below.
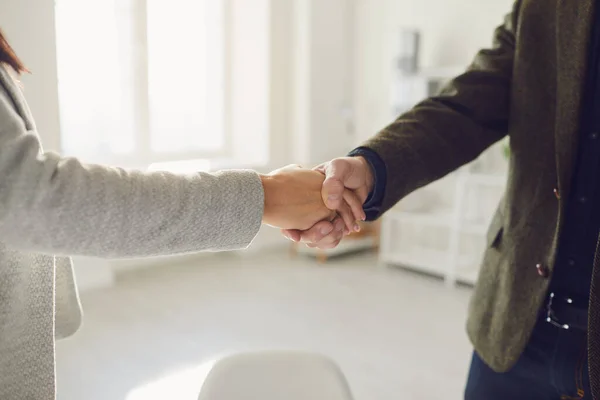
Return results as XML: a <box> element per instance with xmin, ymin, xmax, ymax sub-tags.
<box><xmin>197</xmin><ymin>351</ymin><xmax>355</xmax><ymax>400</ymax></box>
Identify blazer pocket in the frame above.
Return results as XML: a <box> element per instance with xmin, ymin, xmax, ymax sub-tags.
<box><xmin>486</xmin><ymin>208</ymin><xmax>504</xmax><ymax>249</ymax></box>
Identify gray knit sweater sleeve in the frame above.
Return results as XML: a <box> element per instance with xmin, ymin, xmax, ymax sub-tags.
<box><xmin>0</xmin><ymin>76</ymin><xmax>264</xmax><ymax>258</ymax></box>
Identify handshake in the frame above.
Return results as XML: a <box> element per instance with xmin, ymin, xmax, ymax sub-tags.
<box><xmin>259</xmin><ymin>156</ymin><xmax>374</xmax><ymax>250</ymax></box>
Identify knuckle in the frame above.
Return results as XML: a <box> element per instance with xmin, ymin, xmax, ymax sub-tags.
<box><xmin>308</xmin><ymin>235</ymin><xmax>323</xmax><ymax>244</ymax></box>
<box><xmin>330</xmin><ymin>158</ymin><xmax>346</xmax><ymax>168</ymax></box>
<box><xmin>327</xmin><ymin>232</ymin><xmax>344</xmax><ymax>243</ymax></box>
<box><xmin>320</xmin><ymin>239</ymin><xmax>341</xmax><ymax>250</ymax></box>
<box><xmin>301</xmin><ymin>231</ymin><xmax>323</xmax><ymax>244</ymax></box>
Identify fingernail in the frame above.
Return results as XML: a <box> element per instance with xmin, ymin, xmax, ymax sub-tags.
<box><xmin>321</xmin><ymin>225</ymin><xmax>333</xmax><ymax>235</ymax></box>
<box><xmin>328</xmin><ymin>195</ymin><xmax>340</xmax><ymax>202</ymax></box>
<box><xmin>354</xmin><ymin>224</ymin><xmax>360</xmax><ymax>232</ymax></box>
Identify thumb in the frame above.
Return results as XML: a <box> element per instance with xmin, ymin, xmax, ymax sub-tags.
<box><xmin>322</xmin><ymin>159</ymin><xmax>352</xmax><ymax>209</ymax></box>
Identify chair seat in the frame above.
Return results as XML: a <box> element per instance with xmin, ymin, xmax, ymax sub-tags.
<box><xmin>198</xmin><ymin>351</ymin><xmax>355</xmax><ymax>400</ymax></box>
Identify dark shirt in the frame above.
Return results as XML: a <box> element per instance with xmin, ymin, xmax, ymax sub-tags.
<box><xmin>347</xmin><ymin>147</ymin><xmax>387</xmax><ymax>221</ymax></box>
<box><xmin>548</xmin><ymin>9</ymin><xmax>600</xmax><ymax>302</ymax></box>
<box><xmin>350</xmin><ymin>11</ymin><xmax>600</xmax><ymax>301</ymax></box>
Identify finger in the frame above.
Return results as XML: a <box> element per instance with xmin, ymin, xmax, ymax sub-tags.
<box><xmin>313</xmin><ymin>163</ymin><xmax>327</xmax><ymax>174</ymax></box>
<box><xmin>316</xmin><ymin>238</ymin><xmax>342</xmax><ymax>250</ymax></box>
<box><xmin>308</xmin><ymin>218</ymin><xmax>346</xmax><ymax>249</ymax></box>
<box><xmin>336</xmin><ymin>201</ymin><xmax>358</xmax><ymax>234</ymax></box>
<box><xmin>281</xmin><ymin>229</ymin><xmax>301</xmax><ymax>242</ymax></box>
<box><xmin>294</xmin><ymin>220</ymin><xmax>336</xmax><ymax>244</ymax></box>
<box><xmin>308</xmin><ymin>237</ymin><xmax>343</xmax><ymax>250</ymax></box>
<box><xmin>322</xmin><ymin>158</ymin><xmax>357</xmax><ymax>209</ymax></box>
<box><xmin>322</xmin><ymin>177</ymin><xmax>346</xmax><ymax>209</ymax></box>
<box><xmin>322</xmin><ymin>179</ymin><xmax>346</xmax><ymax>210</ymax></box>
<box><xmin>343</xmin><ymin>189</ymin><xmax>366</xmax><ymax>222</ymax></box>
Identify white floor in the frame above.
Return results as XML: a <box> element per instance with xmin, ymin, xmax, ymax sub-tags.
<box><xmin>56</xmin><ymin>250</ymin><xmax>474</xmax><ymax>400</ymax></box>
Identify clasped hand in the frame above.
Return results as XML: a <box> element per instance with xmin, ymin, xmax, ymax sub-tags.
<box><xmin>261</xmin><ymin>157</ymin><xmax>373</xmax><ymax>249</ymax></box>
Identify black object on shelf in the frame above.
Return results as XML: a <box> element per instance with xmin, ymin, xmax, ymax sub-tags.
<box><xmin>397</xmin><ymin>29</ymin><xmax>420</xmax><ymax>74</ymax></box>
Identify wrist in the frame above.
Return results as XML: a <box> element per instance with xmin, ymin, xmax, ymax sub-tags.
<box><xmin>356</xmin><ymin>156</ymin><xmax>375</xmax><ymax>194</ymax></box>
<box><xmin>259</xmin><ymin>174</ymin><xmax>273</xmax><ymax>224</ymax></box>
<box><xmin>260</xmin><ymin>173</ymin><xmax>283</xmax><ymax>226</ymax></box>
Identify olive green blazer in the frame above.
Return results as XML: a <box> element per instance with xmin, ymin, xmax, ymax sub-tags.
<box><xmin>362</xmin><ymin>1</ymin><xmax>600</xmax><ymax>396</ymax></box>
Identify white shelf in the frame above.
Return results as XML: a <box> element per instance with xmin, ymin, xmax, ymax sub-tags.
<box><xmin>384</xmin><ymin>76</ymin><xmax>508</xmax><ymax>288</ymax></box>
<box><xmin>383</xmin><ymin>211</ymin><xmax>489</xmax><ymax>236</ymax></box>
<box><xmin>395</xmin><ymin>66</ymin><xmax>465</xmax><ymax>80</ymax></box>
<box><xmin>461</xmin><ymin>222</ymin><xmax>488</xmax><ymax>236</ymax></box>
<box><xmin>382</xmin><ymin>250</ymin><xmax>450</xmax><ymax>277</ymax></box>
<box><xmin>414</xmin><ymin>66</ymin><xmax>465</xmax><ymax>79</ymax></box>
<box><xmin>382</xmin><ymin>248</ymin><xmax>474</xmax><ymax>274</ymax></box>
<box><xmin>465</xmin><ymin>173</ymin><xmax>506</xmax><ymax>187</ymax></box>
<box><xmin>456</xmin><ymin>256</ymin><xmax>481</xmax><ymax>285</ymax></box>
<box><xmin>456</xmin><ymin>270</ymin><xmax>479</xmax><ymax>286</ymax></box>
<box><xmin>384</xmin><ymin>210</ymin><xmax>453</xmax><ymax>226</ymax></box>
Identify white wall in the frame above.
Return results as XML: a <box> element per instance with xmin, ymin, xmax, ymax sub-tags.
<box><xmin>353</xmin><ymin>0</ymin><xmax>515</xmax><ymax>142</ymax></box>
<box><xmin>230</xmin><ymin>0</ymin><xmax>271</xmax><ymax>166</ymax></box>
<box><xmin>267</xmin><ymin>0</ymin><xmax>294</xmax><ymax>168</ymax></box>
<box><xmin>291</xmin><ymin>0</ymin><xmax>357</xmax><ymax>166</ymax></box>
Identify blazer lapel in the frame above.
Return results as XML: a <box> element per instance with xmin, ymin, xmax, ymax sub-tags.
<box><xmin>554</xmin><ymin>0</ymin><xmax>594</xmax><ymax>212</ymax></box>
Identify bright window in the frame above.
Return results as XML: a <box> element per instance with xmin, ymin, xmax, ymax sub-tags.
<box><xmin>55</xmin><ymin>0</ymin><xmax>236</xmax><ymax>169</ymax></box>
<box><xmin>146</xmin><ymin>0</ymin><xmax>225</xmax><ymax>154</ymax></box>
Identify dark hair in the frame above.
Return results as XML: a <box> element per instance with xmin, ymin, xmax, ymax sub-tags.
<box><xmin>0</xmin><ymin>30</ymin><xmax>28</xmax><ymax>74</ymax></box>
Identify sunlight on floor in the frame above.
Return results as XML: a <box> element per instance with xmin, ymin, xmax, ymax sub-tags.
<box><xmin>126</xmin><ymin>358</ymin><xmax>219</xmax><ymax>400</ymax></box>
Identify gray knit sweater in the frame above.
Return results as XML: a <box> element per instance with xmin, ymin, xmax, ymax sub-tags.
<box><xmin>0</xmin><ymin>65</ymin><xmax>264</xmax><ymax>399</ymax></box>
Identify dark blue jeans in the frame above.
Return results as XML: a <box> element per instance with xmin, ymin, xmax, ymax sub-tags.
<box><xmin>465</xmin><ymin>312</ymin><xmax>591</xmax><ymax>399</ymax></box>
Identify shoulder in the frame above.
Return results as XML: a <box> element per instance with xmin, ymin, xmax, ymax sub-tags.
<box><xmin>0</xmin><ymin>65</ymin><xmax>28</xmax><ymax>134</ymax></box>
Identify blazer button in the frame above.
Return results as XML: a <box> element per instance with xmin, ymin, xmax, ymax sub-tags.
<box><xmin>536</xmin><ymin>264</ymin><xmax>550</xmax><ymax>278</ymax></box>
<box><xmin>553</xmin><ymin>188</ymin><xmax>560</xmax><ymax>200</ymax></box>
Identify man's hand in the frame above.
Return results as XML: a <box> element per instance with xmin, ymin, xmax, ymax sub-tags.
<box><xmin>260</xmin><ymin>164</ymin><xmax>358</xmax><ymax>231</ymax></box>
<box><xmin>320</xmin><ymin>156</ymin><xmax>375</xmax><ymax>205</ymax></box>
<box><xmin>282</xmin><ymin>215</ymin><xmax>347</xmax><ymax>249</ymax></box>
<box><xmin>316</xmin><ymin>156</ymin><xmax>374</xmax><ymax>228</ymax></box>
<box><xmin>281</xmin><ymin>156</ymin><xmax>375</xmax><ymax>248</ymax></box>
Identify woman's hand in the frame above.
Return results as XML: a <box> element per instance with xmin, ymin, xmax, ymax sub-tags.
<box><xmin>260</xmin><ymin>165</ymin><xmax>362</xmax><ymax>231</ymax></box>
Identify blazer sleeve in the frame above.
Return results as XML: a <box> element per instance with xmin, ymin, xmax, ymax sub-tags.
<box><xmin>360</xmin><ymin>0</ymin><xmax>522</xmax><ymax>216</ymax></box>
<box><xmin>0</xmin><ymin>82</ymin><xmax>264</xmax><ymax>258</ymax></box>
